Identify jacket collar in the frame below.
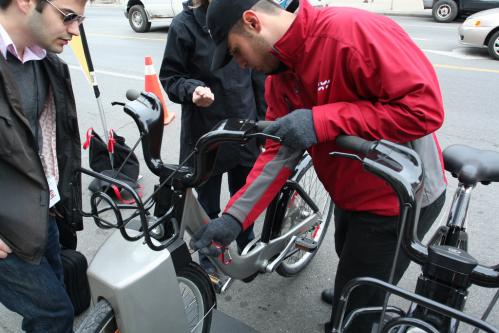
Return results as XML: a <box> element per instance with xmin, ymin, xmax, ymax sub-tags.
<box><xmin>271</xmin><ymin>0</ymin><xmax>318</xmax><ymax>69</ymax></box>
<box><xmin>0</xmin><ymin>23</ymin><xmax>46</xmax><ymax>62</ymax></box>
<box><xmin>192</xmin><ymin>3</ymin><xmax>209</xmax><ymax>34</ymax></box>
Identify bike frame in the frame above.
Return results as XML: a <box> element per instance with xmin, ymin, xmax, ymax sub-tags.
<box><xmin>76</xmin><ymin>91</ymin><xmax>328</xmax><ymax>331</ymax></box>
<box><xmin>179</xmin><ymin>153</ymin><xmax>323</xmax><ymax>280</ymax></box>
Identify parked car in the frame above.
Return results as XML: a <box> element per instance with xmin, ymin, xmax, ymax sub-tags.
<box><xmin>124</xmin><ymin>0</ymin><xmax>332</xmax><ymax>33</ymax></box>
<box><xmin>458</xmin><ymin>8</ymin><xmax>499</xmax><ymax>60</ymax></box>
<box><xmin>423</xmin><ymin>0</ymin><xmax>499</xmax><ymax>23</ymax></box>
<box><xmin>124</xmin><ymin>0</ymin><xmax>182</xmax><ymax>32</ymax></box>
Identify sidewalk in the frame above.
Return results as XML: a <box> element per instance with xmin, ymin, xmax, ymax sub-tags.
<box><xmin>328</xmin><ymin>0</ymin><xmax>430</xmax><ymax>17</ymax></box>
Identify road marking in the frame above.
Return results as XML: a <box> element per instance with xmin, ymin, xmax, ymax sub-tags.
<box><xmin>68</xmin><ymin>65</ymin><xmax>143</xmax><ymax>80</ymax></box>
<box><xmin>423</xmin><ymin>48</ymin><xmax>486</xmax><ymax>60</ymax></box>
<box><xmin>68</xmin><ymin>60</ymin><xmax>499</xmax><ymax>80</ymax></box>
<box><xmin>399</xmin><ymin>23</ymin><xmax>458</xmax><ymax>30</ymax></box>
<box><xmin>87</xmin><ymin>31</ymin><xmax>428</xmax><ymax>43</ymax></box>
<box><xmin>433</xmin><ymin>63</ymin><xmax>499</xmax><ymax>74</ymax></box>
<box><xmin>86</xmin><ymin>32</ymin><xmax>165</xmax><ymax>42</ymax></box>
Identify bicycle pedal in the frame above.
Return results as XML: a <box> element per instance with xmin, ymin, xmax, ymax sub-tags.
<box><xmin>220</xmin><ymin>277</ymin><xmax>233</xmax><ymax>293</ymax></box>
<box><xmin>295</xmin><ymin>237</ymin><xmax>318</xmax><ymax>252</ymax></box>
<box><xmin>208</xmin><ymin>274</ymin><xmax>232</xmax><ymax>294</ymax></box>
<box><xmin>208</xmin><ymin>273</ymin><xmax>220</xmax><ymax>285</ymax></box>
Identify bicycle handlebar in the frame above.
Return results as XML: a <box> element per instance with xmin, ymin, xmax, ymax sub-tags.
<box><xmin>255</xmin><ymin>120</ymin><xmax>272</xmax><ymax>131</ymax></box>
<box><xmin>331</xmin><ymin>135</ymin><xmax>499</xmax><ymax>288</ymax></box>
<box><xmin>125</xmin><ymin>89</ymin><xmax>140</xmax><ymax>101</ymax></box>
<box><xmin>335</xmin><ymin>135</ymin><xmax>376</xmax><ymax>155</ymax></box>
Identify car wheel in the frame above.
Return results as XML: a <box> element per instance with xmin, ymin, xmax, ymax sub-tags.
<box><xmin>128</xmin><ymin>5</ymin><xmax>151</xmax><ymax>33</ymax></box>
<box><xmin>432</xmin><ymin>0</ymin><xmax>458</xmax><ymax>23</ymax></box>
<box><xmin>487</xmin><ymin>30</ymin><xmax>499</xmax><ymax>60</ymax></box>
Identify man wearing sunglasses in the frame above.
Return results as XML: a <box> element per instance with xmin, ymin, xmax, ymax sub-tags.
<box><xmin>0</xmin><ymin>0</ymin><xmax>86</xmax><ymax>331</ymax></box>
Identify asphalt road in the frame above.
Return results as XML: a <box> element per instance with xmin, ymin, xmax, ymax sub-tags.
<box><xmin>1</xmin><ymin>5</ymin><xmax>498</xmax><ymax>333</ymax></box>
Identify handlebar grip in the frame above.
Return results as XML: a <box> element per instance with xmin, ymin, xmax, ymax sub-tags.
<box><xmin>335</xmin><ymin>135</ymin><xmax>375</xmax><ymax>155</ymax></box>
<box><xmin>126</xmin><ymin>89</ymin><xmax>140</xmax><ymax>101</ymax></box>
<box><xmin>255</xmin><ymin>121</ymin><xmax>273</xmax><ymax>132</ymax></box>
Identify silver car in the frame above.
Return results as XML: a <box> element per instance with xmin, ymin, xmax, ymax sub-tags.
<box><xmin>458</xmin><ymin>8</ymin><xmax>499</xmax><ymax>60</ymax></box>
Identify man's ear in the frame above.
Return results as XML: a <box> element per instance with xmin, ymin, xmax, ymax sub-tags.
<box><xmin>241</xmin><ymin>10</ymin><xmax>262</xmax><ymax>33</ymax></box>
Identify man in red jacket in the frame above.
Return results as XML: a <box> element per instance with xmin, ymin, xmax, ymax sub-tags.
<box><xmin>192</xmin><ymin>0</ymin><xmax>447</xmax><ymax>331</ymax></box>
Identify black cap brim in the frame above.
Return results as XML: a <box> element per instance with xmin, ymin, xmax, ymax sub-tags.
<box><xmin>211</xmin><ymin>38</ymin><xmax>233</xmax><ymax>71</ymax></box>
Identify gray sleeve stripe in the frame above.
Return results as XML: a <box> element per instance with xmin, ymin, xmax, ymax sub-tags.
<box><xmin>410</xmin><ymin>134</ymin><xmax>447</xmax><ymax>206</ymax></box>
<box><xmin>226</xmin><ymin>146</ymin><xmax>303</xmax><ymax>223</ymax></box>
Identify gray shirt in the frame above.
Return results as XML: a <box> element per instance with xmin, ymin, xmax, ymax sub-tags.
<box><xmin>5</xmin><ymin>53</ymin><xmax>48</xmax><ymax>152</ymax></box>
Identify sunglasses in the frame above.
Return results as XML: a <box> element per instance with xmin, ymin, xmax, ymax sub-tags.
<box><xmin>45</xmin><ymin>0</ymin><xmax>85</xmax><ymax>25</ymax></box>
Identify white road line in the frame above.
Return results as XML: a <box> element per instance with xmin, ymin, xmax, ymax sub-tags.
<box><xmin>86</xmin><ymin>32</ymin><xmax>165</xmax><ymax>42</ymax></box>
<box><xmin>411</xmin><ymin>37</ymin><xmax>429</xmax><ymax>41</ymax></box>
<box><xmin>399</xmin><ymin>24</ymin><xmax>458</xmax><ymax>30</ymax></box>
<box><xmin>422</xmin><ymin>48</ymin><xmax>486</xmax><ymax>60</ymax></box>
<box><xmin>68</xmin><ymin>65</ymin><xmax>143</xmax><ymax>80</ymax></box>
<box><xmin>68</xmin><ymin>51</ymin><xmax>499</xmax><ymax>79</ymax></box>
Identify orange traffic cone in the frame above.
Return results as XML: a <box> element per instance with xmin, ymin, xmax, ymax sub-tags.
<box><xmin>144</xmin><ymin>56</ymin><xmax>175</xmax><ymax>125</ymax></box>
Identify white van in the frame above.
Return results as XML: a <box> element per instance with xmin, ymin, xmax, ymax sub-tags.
<box><xmin>124</xmin><ymin>0</ymin><xmax>332</xmax><ymax>33</ymax></box>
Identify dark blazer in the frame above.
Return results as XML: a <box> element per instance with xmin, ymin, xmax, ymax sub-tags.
<box><xmin>159</xmin><ymin>2</ymin><xmax>265</xmax><ymax>174</ymax></box>
<box><xmin>0</xmin><ymin>53</ymin><xmax>82</xmax><ymax>263</ymax></box>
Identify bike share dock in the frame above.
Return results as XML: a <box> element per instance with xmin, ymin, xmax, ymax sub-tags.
<box><xmin>211</xmin><ymin>309</ymin><xmax>260</xmax><ymax>333</ymax></box>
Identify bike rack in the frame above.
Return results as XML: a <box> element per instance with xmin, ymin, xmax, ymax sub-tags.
<box><xmin>74</xmin><ymin>167</ymin><xmax>180</xmax><ymax>251</ymax></box>
<box><xmin>330</xmin><ymin>277</ymin><xmax>499</xmax><ymax>333</ymax></box>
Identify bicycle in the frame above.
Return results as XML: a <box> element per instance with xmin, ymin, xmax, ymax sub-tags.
<box><xmin>327</xmin><ymin>136</ymin><xmax>499</xmax><ymax>333</ymax></box>
<box><xmin>75</xmin><ymin>90</ymin><xmax>333</xmax><ymax>333</ymax></box>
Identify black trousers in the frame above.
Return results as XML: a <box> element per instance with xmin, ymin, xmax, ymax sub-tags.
<box><xmin>196</xmin><ymin>165</ymin><xmax>255</xmax><ymax>272</ymax></box>
<box><xmin>329</xmin><ymin>191</ymin><xmax>446</xmax><ymax>333</ymax></box>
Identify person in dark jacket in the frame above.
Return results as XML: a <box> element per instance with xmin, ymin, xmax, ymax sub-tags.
<box><xmin>0</xmin><ymin>0</ymin><xmax>86</xmax><ymax>331</ymax></box>
<box><xmin>159</xmin><ymin>0</ymin><xmax>265</xmax><ymax>281</ymax></box>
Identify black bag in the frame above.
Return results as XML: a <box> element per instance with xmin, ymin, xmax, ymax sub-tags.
<box><xmin>83</xmin><ymin>128</ymin><xmax>142</xmax><ymax>202</ymax></box>
<box><xmin>60</xmin><ymin>249</ymin><xmax>91</xmax><ymax>315</ymax></box>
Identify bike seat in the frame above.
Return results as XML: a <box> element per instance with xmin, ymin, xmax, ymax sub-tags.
<box><xmin>443</xmin><ymin>144</ymin><xmax>499</xmax><ymax>186</ymax></box>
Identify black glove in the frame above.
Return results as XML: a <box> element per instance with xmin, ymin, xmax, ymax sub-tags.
<box><xmin>190</xmin><ymin>214</ymin><xmax>242</xmax><ymax>256</ymax></box>
<box><xmin>263</xmin><ymin>108</ymin><xmax>317</xmax><ymax>150</ymax></box>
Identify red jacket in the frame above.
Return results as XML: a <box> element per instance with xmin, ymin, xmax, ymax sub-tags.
<box><xmin>226</xmin><ymin>1</ymin><xmax>446</xmax><ymax>230</ymax></box>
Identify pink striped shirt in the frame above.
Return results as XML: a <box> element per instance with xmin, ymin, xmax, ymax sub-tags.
<box><xmin>0</xmin><ymin>23</ymin><xmax>46</xmax><ymax>62</ymax></box>
<box><xmin>0</xmin><ymin>23</ymin><xmax>59</xmax><ymax>186</ymax></box>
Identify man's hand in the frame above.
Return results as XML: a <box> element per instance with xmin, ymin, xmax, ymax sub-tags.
<box><xmin>263</xmin><ymin>109</ymin><xmax>317</xmax><ymax>150</ymax></box>
<box><xmin>190</xmin><ymin>214</ymin><xmax>242</xmax><ymax>257</ymax></box>
<box><xmin>192</xmin><ymin>86</ymin><xmax>215</xmax><ymax>107</ymax></box>
<box><xmin>0</xmin><ymin>238</ymin><xmax>12</xmax><ymax>259</ymax></box>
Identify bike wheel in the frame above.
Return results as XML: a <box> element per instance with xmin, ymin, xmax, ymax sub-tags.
<box><xmin>177</xmin><ymin>262</ymin><xmax>216</xmax><ymax>333</ymax></box>
<box><xmin>276</xmin><ymin>159</ymin><xmax>333</xmax><ymax>277</ymax></box>
<box><xmin>75</xmin><ymin>299</ymin><xmax>116</xmax><ymax>333</ymax></box>
<box><xmin>76</xmin><ymin>262</ymin><xmax>215</xmax><ymax>333</ymax></box>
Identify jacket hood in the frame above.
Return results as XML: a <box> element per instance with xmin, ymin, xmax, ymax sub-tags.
<box><xmin>182</xmin><ymin>0</ymin><xmax>209</xmax><ymax>33</ymax></box>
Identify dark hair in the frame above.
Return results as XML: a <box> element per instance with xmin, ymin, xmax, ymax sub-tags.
<box><xmin>1</xmin><ymin>0</ymin><xmax>90</xmax><ymax>11</ymax></box>
<box><xmin>230</xmin><ymin>0</ymin><xmax>280</xmax><ymax>36</ymax></box>
<box><xmin>252</xmin><ymin>0</ymin><xmax>281</xmax><ymax>13</ymax></box>
<box><xmin>0</xmin><ymin>0</ymin><xmax>12</xmax><ymax>10</ymax></box>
